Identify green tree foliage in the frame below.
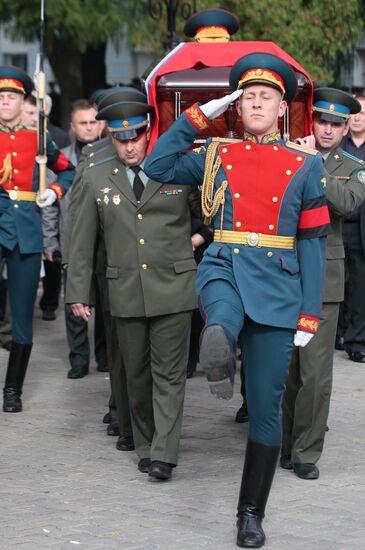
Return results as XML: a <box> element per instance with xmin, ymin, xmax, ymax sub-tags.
<box><xmin>219</xmin><ymin>0</ymin><xmax>362</xmax><ymax>83</ymax></box>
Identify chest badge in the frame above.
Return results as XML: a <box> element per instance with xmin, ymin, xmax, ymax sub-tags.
<box><xmin>104</xmin><ymin>195</ymin><xmax>109</xmax><ymax>205</ymax></box>
<box><xmin>113</xmin><ymin>194</ymin><xmax>121</xmax><ymax>205</ymax></box>
<box><xmin>101</xmin><ymin>187</ymin><xmax>112</xmax><ymax>194</ymax></box>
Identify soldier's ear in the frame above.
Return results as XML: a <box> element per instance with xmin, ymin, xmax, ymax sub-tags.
<box><xmin>278</xmin><ymin>100</ymin><xmax>288</xmax><ymax>119</ymax></box>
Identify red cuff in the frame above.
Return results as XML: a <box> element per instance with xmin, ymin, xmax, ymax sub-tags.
<box><xmin>185</xmin><ymin>103</ymin><xmax>210</xmax><ymax>131</ymax></box>
<box><xmin>49</xmin><ymin>183</ymin><xmax>64</xmax><ymax>200</ymax></box>
<box><xmin>297</xmin><ymin>314</ymin><xmax>320</xmax><ymax>333</ymax></box>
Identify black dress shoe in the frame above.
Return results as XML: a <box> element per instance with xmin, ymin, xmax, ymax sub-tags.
<box><xmin>103</xmin><ymin>411</ymin><xmax>112</xmax><ymax>424</ymax></box>
<box><xmin>138</xmin><ymin>458</ymin><xmax>151</xmax><ymax>473</ymax></box>
<box><xmin>96</xmin><ymin>363</ymin><xmax>110</xmax><ymax>372</ymax></box>
<box><xmin>2</xmin><ymin>340</ymin><xmax>12</xmax><ymax>352</ymax></box>
<box><xmin>279</xmin><ymin>454</ymin><xmax>293</xmax><ymax>470</ymax></box>
<box><xmin>116</xmin><ymin>435</ymin><xmax>135</xmax><ymax>451</ymax></box>
<box><xmin>148</xmin><ymin>460</ymin><xmax>174</xmax><ymax>480</ymax></box>
<box><xmin>235</xmin><ymin>403</ymin><xmax>249</xmax><ymax>423</ymax></box>
<box><xmin>335</xmin><ymin>336</ymin><xmax>345</xmax><ymax>350</ymax></box>
<box><xmin>42</xmin><ymin>308</ymin><xmax>56</xmax><ymax>321</ymax></box>
<box><xmin>349</xmin><ymin>351</ymin><xmax>365</xmax><ymax>363</ymax></box>
<box><xmin>67</xmin><ymin>367</ymin><xmax>88</xmax><ymax>379</ymax></box>
<box><xmin>3</xmin><ymin>388</ymin><xmax>22</xmax><ymax>413</ymax></box>
<box><xmin>107</xmin><ymin>420</ymin><xmax>120</xmax><ymax>436</ymax></box>
<box><xmin>293</xmin><ymin>462</ymin><xmax>319</xmax><ymax>479</ymax></box>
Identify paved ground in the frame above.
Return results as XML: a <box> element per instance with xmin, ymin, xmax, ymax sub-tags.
<box><xmin>1</xmin><ymin>302</ymin><xmax>365</xmax><ymax>550</ymax></box>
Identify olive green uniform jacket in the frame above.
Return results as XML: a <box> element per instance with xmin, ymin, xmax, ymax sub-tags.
<box><xmin>283</xmin><ymin>146</ymin><xmax>365</xmax><ymax>464</ymax></box>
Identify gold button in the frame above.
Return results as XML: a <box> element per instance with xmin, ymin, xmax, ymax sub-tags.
<box><xmin>141</xmin><ymin>263</ymin><xmax>148</xmax><ymax>270</ymax></box>
<box><xmin>234</xmin><ymin>192</ymin><xmax>240</xmax><ymax>199</ymax></box>
<box><xmin>269</xmin><ymin>224</ymin><xmax>275</xmax><ymax>230</ymax></box>
<box><xmin>273</xmin><ymin>145</ymin><xmax>279</xmax><ymax>151</ymax></box>
<box><xmin>10</xmin><ymin>134</ymin><xmax>15</xmax><ymax>140</ymax></box>
<box><xmin>272</xmin><ymin>196</ymin><xmax>278</xmax><ymax>203</ymax></box>
<box><xmin>222</xmin><ymin>147</ymin><xmax>228</xmax><ymax>153</ymax></box>
<box><xmin>137</xmin><ymin>213</ymin><xmax>143</xmax><ymax>220</ymax></box>
<box><xmin>286</xmin><ymin>169</ymin><xmax>292</xmax><ymax>176</ymax></box>
<box><xmin>12</xmin><ymin>152</ymin><xmax>17</xmax><ymax>157</ymax></box>
<box><xmin>13</xmin><ymin>169</ymin><xmax>18</xmax><ymax>174</ymax></box>
<box><xmin>139</xmin><ymin>238</ymin><xmax>145</xmax><ymax>245</ymax></box>
<box><xmin>233</xmin><ymin>248</ymin><xmax>240</xmax><ymax>254</ymax></box>
<box><xmin>245</xmin><ymin>144</ymin><xmax>251</xmax><ymax>150</ymax></box>
<box><xmin>235</xmin><ymin>221</ymin><xmax>242</xmax><ymax>228</ymax></box>
<box><xmin>296</xmin><ymin>156</ymin><xmax>303</xmax><ymax>162</ymax></box>
<box><xmin>267</xmin><ymin>251</ymin><xmax>273</xmax><ymax>257</ymax></box>
<box><xmin>14</xmin><ymin>186</ymin><xmax>18</xmax><ymax>190</ymax></box>
<box><xmin>226</xmin><ymin>164</ymin><xmax>232</xmax><ymax>170</ymax></box>
<box><xmin>14</xmin><ymin>204</ymin><xmax>19</xmax><ymax>209</ymax></box>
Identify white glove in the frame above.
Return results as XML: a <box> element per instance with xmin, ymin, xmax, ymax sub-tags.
<box><xmin>200</xmin><ymin>89</ymin><xmax>243</xmax><ymax>120</ymax></box>
<box><xmin>36</xmin><ymin>188</ymin><xmax>57</xmax><ymax>208</ymax></box>
<box><xmin>294</xmin><ymin>330</ymin><xmax>314</xmax><ymax>347</ymax></box>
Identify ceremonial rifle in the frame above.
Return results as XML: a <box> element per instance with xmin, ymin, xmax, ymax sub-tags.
<box><xmin>35</xmin><ymin>0</ymin><xmax>47</xmax><ymax>197</ymax></box>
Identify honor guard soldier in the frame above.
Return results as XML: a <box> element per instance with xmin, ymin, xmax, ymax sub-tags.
<box><xmin>0</xmin><ymin>66</ymin><xmax>74</xmax><ymax>413</ymax></box>
<box><xmin>281</xmin><ymin>88</ymin><xmax>365</xmax><ymax>479</ymax></box>
<box><xmin>66</xmin><ymin>98</ymin><xmax>200</xmax><ymax>480</ymax></box>
<box><xmin>145</xmin><ymin>53</ymin><xmax>330</xmax><ymax>548</ymax></box>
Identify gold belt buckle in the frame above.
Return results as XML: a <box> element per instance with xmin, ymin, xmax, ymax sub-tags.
<box><xmin>247</xmin><ymin>232</ymin><xmax>260</xmax><ymax>247</ymax></box>
<box><xmin>9</xmin><ymin>190</ymin><xmax>18</xmax><ymax>200</ymax></box>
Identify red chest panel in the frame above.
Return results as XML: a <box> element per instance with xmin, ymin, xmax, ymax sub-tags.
<box><xmin>0</xmin><ymin>129</ymin><xmax>37</xmax><ymax>191</ymax></box>
<box><xmin>219</xmin><ymin>142</ymin><xmax>305</xmax><ymax>233</ymax></box>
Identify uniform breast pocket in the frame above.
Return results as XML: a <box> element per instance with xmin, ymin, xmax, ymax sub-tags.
<box><xmin>106</xmin><ymin>266</ymin><xmax>119</xmax><ymax>279</ymax></box>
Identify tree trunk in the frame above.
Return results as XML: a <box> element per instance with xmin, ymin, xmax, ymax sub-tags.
<box><xmin>81</xmin><ymin>41</ymin><xmax>108</xmax><ymax>97</ymax></box>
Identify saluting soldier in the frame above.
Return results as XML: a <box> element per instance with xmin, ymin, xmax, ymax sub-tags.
<box><xmin>0</xmin><ymin>66</ymin><xmax>74</xmax><ymax>413</ymax></box>
<box><xmin>66</xmin><ymin>98</ymin><xmax>200</xmax><ymax>480</ymax></box>
<box><xmin>145</xmin><ymin>53</ymin><xmax>330</xmax><ymax>548</ymax></box>
<box><xmin>281</xmin><ymin>88</ymin><xmax>365</xmax><ymax>479</ymax></box>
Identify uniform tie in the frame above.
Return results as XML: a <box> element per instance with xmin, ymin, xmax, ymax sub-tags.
<box><xmin>130</xmin><ymin>165</ymin><xmax>144</xmax><ymax>201</ymax></box>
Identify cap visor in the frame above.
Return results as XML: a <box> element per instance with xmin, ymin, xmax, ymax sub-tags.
<box><xmin>112</xmin><ymin>129</ymin><xmax>138</xmax><ymax>140</ymax></box>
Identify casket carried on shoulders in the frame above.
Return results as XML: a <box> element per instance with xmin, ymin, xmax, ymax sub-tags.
<box><xmin>145</xmin><ymin>41</ymin><xmax>312</xmax><ymax>153</ymax></box>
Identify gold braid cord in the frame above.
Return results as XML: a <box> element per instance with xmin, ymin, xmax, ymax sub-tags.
<box><xmin>201</xmin><ymin>142</ymin><xmax>227</xmax><ymax>227</ymax></box>
<box><xmin>0</xmin><ymin>153</ymin><xmax>12</xmax><ymax>185</ymax></box>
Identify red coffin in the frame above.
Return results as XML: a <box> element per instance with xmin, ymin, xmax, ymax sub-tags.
<box><xmin>146</xmin><ymin>41</ymin><xmax>313</xmax><ymax>154</ymax></box>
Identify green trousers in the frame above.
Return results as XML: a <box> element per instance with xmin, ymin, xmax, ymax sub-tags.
<box><xmin>115</xmin><ymin>310</ymin><xmax>191</xmax><ymax>465</ymax></box>
<box><xmin>282</xmin><ymin>302</ymin><xmax>340</xmax><ymax>464</ymax></box>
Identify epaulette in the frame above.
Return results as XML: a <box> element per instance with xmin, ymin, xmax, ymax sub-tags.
<box><xmin>212</xmin><ymin>137</ymin><xmax>241</xmax><ymax>143</ymax></box>
<box><xmin>342</xmin><ymin>150</ymin><xmax>365</xmax><ymax>165</ymax></box>
<box><xmin>285</xmin><ymin>140</ymin><xmax>318</xmax><ymax>156</ymax></box>
<box><xmin>86</xmin><ymin>135</ymin><xmax>110</xmax><ymax>150</ymax></box>
<box><xmin>87</xmin><ymin>143</ymin><xmax>113</xmax><ymax>159</ymax></box>
<box><xmin>87</xmin><ymin>154</ymin><xmax>117</xmax><ymax>169</ymax></box>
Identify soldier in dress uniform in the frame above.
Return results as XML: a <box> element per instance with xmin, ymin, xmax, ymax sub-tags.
<box><xmin>66</xmin><ymin>98</ymin><xmax>200</xmax><ymax>480</ymax></box>
<box><xmin>62</xmin><ymin>88</ymin><xmax>146</xmax><ymax>450</ymax></box>
<box><xmin>281</xmin><ymin>88</ymin><xmax>365</xmax><ymax>479</ymax></box>
<box><xmin>0</xmin><ymin>66</ymin><xmax>74</xmax><ymax>413</ymax></box>
<box><xmin>145</xmin><ymin>53</ymin><xmax>330</xmax><ymax>548</ymax></box>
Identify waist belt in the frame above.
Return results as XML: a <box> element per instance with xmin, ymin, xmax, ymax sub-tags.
<box><xmin>214</xmin><ymin>229</ymin><xmax>295</xmax><ymax>249</ymax></box>
<box><xmin>7</xmin><ymin>190</ymin><xmax>37</xmax><ymax>202</ymax></box>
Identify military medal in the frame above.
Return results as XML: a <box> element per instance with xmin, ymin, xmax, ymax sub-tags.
<box><xmin>113</xmin><ymin>194</ymin><xmax>120</xmax><ymax>205</ymax></box>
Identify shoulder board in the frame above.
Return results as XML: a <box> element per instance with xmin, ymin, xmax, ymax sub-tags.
<box><xmin>86</xmin><ymin>136</ymin><xmax>110</xmax><ymax>149</ymax></box>
<box><xmin>88</xmin><ymin>154</ymin><xmax>117</xmax><ymax>169</ymax></box>
<box><xmin>285</xmin><ymin>141</ymin><xmax>318</xmax><ymax>156</ymax></box>
<box><xmin>341</xmin><ymin>149</ymin><xmax>365</xmax><ymax>165</ymax></box>
<box><xmin>88</xmin><ymin>142</ymin><xmax>113</xmax><ymax>159</ymax></box>
<box><xmin>212</xmin><ymin>137</ymin><xmax>242</xmax><ymax>143</ymax></box>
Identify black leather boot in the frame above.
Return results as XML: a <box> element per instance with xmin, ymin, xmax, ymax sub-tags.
<box><xmin>236</xmin><ymin>439</ymin><xmax>280</xmax><ymax>548</ymax></box>
<box><xmin>3</xmin><ymin>342</ymin><xmax>32</xmax><ymax>413</ymax></box>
